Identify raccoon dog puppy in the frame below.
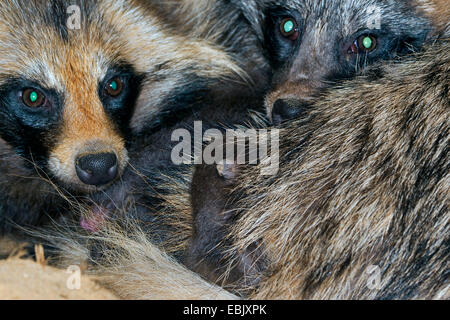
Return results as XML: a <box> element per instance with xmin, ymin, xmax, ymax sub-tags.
<box><xmin>121</xmin><ymin>0</ymin><xmax>437</xmax><ymax>260</ymax></box>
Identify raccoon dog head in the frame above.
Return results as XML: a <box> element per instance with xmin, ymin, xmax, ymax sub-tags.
<box><xmin>260</xmin><ymin>0</ymin><xmax>434</xmax><ymax>124</ymax></box>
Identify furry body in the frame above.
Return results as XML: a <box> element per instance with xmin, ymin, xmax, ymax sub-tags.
<box><xmin>193</xmin><ymin>38</ymin><xmax>450</xmax><ymax>299</ymax></box>
<box><xmin>185</xmin><ymin>0</ymin><xmax>444</xmax><ymax>288</ymax></box>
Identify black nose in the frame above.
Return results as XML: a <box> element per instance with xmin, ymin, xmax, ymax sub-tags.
<box><xmin>75</xmin><ymin>153</ymin><xmax>118</xmax><ymax>186</ymax></box>
<box><xmin>272</xmin><ymin>99</ymin><xmax>311</xmax><ymax>126</ymax></box>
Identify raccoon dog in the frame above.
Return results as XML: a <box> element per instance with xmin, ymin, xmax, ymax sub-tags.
<box><xmin>0</xmin><ymin>0</ymin><xmax>247</xmax><ymax>236</ymax></box>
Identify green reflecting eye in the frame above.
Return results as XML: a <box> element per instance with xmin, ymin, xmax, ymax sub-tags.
<box><xmin>357</xmin><ymin>34</ymin><xmax>377</xmax><ymax>52</ymax></box>
<box><xmin>105</xmin><ymin>77</ymin><xmax>124</xmax><ymax>97</ymax></box>
<box><xmin>29</xmin><ymin>91</ymin><xmax>38</xmax><ymax>103</ymax></box>
<box><xmin>283</xmin><ymin>20</ymin><xmax>294</xmax><ymax>34</ymax></box>
<box><xmin>280</xmin><ymin>17</ymin><xmax>299</xmax><ymax>40</ymax></box>
<box><xmin>109</xmin><ymin>80</ymin><xmax>118</xmax><ymax>91</ymax></box>
<box><xmin>22</xmin><ymin>88</ymin><xmax>46</xmax><ymax>108</ymax></box>
<box><xmin>362</xmin><ymin>37</ymin><xmax>373</xmax><ymax>49</ymax></box>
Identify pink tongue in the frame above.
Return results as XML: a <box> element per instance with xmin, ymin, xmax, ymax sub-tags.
<box><xmin>80</xmin><ymin>207</ymin><xmax>108</xmax><ymax>233</ymax></box>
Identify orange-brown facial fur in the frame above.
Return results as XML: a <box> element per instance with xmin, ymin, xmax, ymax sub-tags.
<box><xmin>45</xmin><ymin>45</ymin><xmax>130</xmax><ymax>190</ymax></box>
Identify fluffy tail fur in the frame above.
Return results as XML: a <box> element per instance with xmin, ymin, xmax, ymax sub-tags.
<box><xmin>41</xmin><ymin>219</ymin><xmax>237</xmax><ymax>300</ymax></box>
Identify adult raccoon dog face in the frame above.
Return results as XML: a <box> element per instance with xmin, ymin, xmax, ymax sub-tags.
<box><xmin>263</xmin><ymin>0</ymin><xmax>433</xmax><ymax>123</ymax></box>
<box><xmin>0</xmin><ymin>1</ymin><xmax>141</xmax><ymax>192</ymax></box>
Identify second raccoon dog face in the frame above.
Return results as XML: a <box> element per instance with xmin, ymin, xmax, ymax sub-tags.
<box><xmin>264</xmin><ymin>0</ymin><xmax>432</xmax><ymax>124</ymax></box>
<box><xmin>0</xmin><ymin>1</ymin><xmax>141</xmax><ymax>192</ymax></box>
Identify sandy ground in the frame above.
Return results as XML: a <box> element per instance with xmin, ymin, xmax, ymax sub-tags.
<box><xmin>0</xmin><ymin>258</ymin><xmax>117</xmax><ymax>300</ymax></box>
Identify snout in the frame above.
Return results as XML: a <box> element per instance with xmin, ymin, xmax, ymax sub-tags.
<box><xmin>272</xmin><ymin>99</ymin><xmax>311</xmax><ymax>126</ymax></box>
<box><xmin>265</xmin><ymin>80</ymin><xmax>321</xmax><ymax>125</ymax></box>
<box><xmin>75</xmin><ymin>152</ymin><xmax>118</xmax><ymax>186</ymax></box>
<box><xmin>48</xmin><ymin>138</ymin><xmax>128</xmax><ymax>191</ymax></box>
